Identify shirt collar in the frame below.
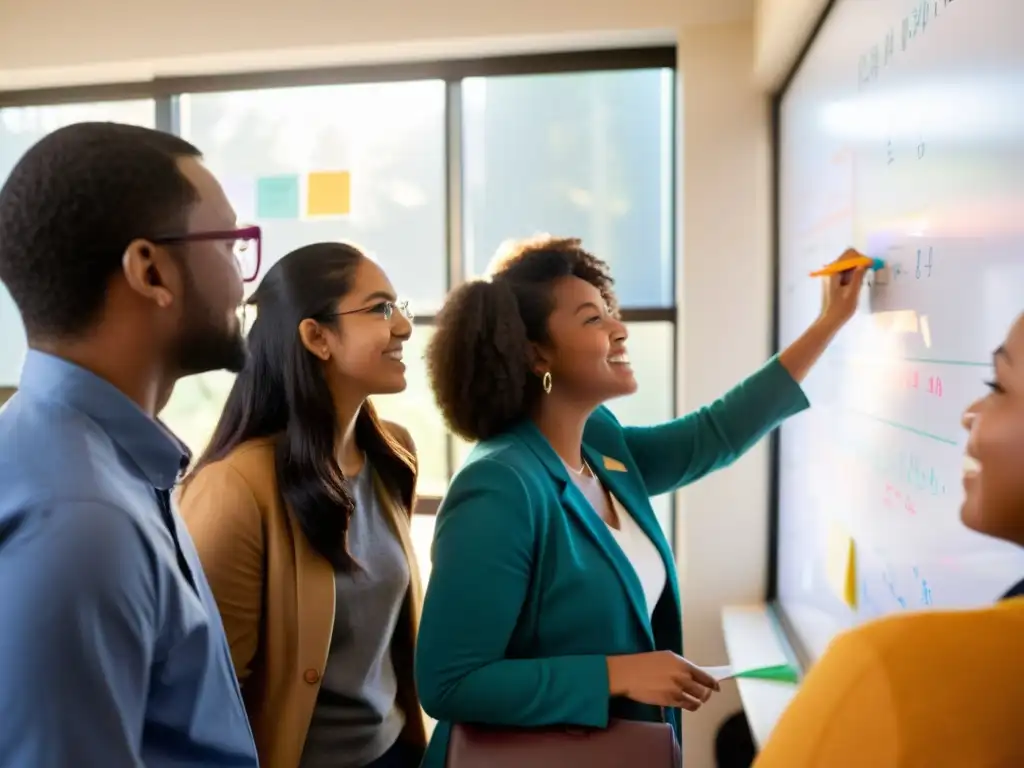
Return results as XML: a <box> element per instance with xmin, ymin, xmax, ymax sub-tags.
<box><xmin>1002</xmin><ymin>578</ymin><xmax>1024</xmax><ymax>601</ymax></box>
<box><xmin>19</xmin><ymin>350</ymin><xmax>190</xmax><ymax>490</ymax></box>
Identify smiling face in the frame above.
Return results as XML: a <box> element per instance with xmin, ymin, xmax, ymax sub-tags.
<box><xmin>961</xmin><ymin>312</ymin><xmax>1024</xmax><ymax>547</ymax></box>
<box><xmin>298</xmin><ymin>257</ymin><xmax>412</xmax><ymax>399</ymax></box>
<box><xmin>534</xmin><ymin>275</ymin><xmax>637</xmax><ymax>406</ymax></box>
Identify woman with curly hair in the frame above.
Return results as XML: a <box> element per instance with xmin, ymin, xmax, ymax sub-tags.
<box><xmin>414</xmin><ymin>235</ymin><xmax>865</xmax><ymax>767</ymax></box>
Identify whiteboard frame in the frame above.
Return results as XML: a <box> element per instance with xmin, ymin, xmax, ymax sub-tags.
<box><xmin>767</xmin><ymin>0</ymin><xmax>841</xmax><ymax>675</ymax></box>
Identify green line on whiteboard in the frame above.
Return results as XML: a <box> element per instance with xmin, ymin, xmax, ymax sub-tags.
<box><xmin>836</xmin><ymin>354</ymin><xmax>988</xmax><ymax>368</ymax></box>
<box><xmin>902</xmin><ymin>357</ymin><xmax>988</xmax><ymax>368</ymax></box>
<box><xmin>853</xmin><ymin>411</ymin><xmax>958</xmax><ymax>445</ymax></box>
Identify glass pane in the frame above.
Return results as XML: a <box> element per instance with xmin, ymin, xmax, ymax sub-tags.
<box><xmin>450</xmin><ymin>321</ymin><xmax>676</xmax><ymax>537</ymax></box>
<box><xmin>179</xmin><ymin>81</ymin><xmax>447</xmax><ymax>311</ymax></box>
<box><xmin>605</xmin><ymin>322</ymin><xmax>674</xmax><ymax>428</ymax></box>
<box><xmin>452</xmin><ymin>434</ymin><xmax>475</xmax><ymax>473</ymax></box>
<box><xmin>462</xmin><ymin>69</ymin><xmax>675</xmax><ymax>306</ymax></box>
<box><xmin>162</xmin><ymin>371</ymin><xmax>237</xmax><ymax>459</ymax></box>
<box><xmin>606</xmin><ymin>322</ymin><xmax>675</xmax><ymax>536</ymax></box>
<box><xmin>370</xmin><ymin>326</ymin><xmax>449</xmax><ymax>497</ymax></box>
<box><xmin>0</xmin><ymin>100</ymin><xmax>156</xmax><ymax>386</ymax></box>
<box><xmin>0</xmin><ymin>100</ymin><xmax>156</xmax><ymax>178</ymax></box>
<box><xmin>411</xmin><ymin>513</ymin><xmax>436</xmax><ymax>587</ymax></box>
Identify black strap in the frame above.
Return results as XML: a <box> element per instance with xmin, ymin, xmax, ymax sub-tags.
<box><xmin>155</xmin><ymin>488</ymin><xmax>198</xmax><ymax>594</ymax></box>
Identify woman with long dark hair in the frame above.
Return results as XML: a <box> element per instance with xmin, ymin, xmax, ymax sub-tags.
<box><xmin>179</xmin><ymin>242</ymin><xmax>426</xmax><ymax>768</ymax></box>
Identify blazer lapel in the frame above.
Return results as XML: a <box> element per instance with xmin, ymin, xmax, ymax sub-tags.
<box><xmin>582</xmin><ymin>444</ymin><xmax>682</xmax><ymax>617</ymax></box>
<box><xmin>513</xmin><ymin>422</ymin><xmax>655</xmax><ymax>647</ymax></box>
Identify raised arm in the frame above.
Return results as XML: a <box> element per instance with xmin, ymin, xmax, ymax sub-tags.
<box><xmin>622</xmin><ymin>355</ymin><xmax>809</xmax><ymax>496</ymax></box>
<box><xmin>415</xmin><ymin>459</ymin><xmax>610</xmax><ymax>727</ymax></box>
<box><xmin>178</xmin><ymin>463</ymin><xmax>264</xmax><ymax>683</ymax></box>
<box><xmin>0</xmin><ymin>502</ymin><xmax>159</xmax><ymax>766</ymax></box>
<box><xmin>623</xmin><ymin>263</ymin><xmax>864</xmax><ymax>497</ymax></box>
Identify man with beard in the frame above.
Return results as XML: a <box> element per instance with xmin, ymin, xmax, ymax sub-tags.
<box><xmin>0</xmin><ymin>122</ymin><xmax>259</xmax><ymax>767</ymax></box>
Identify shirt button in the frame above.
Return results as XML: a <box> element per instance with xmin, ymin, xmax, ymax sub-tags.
<box><xmin>303</xmin><ymin>668</ymin><xmax>320</xmax><ymax>684</ymax></box>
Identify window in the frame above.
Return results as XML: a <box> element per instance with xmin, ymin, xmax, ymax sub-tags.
<box><xmin>371</xmin><ymin>326</ymin><xmax>448</xmax><ymax>497</ymax></box>
<box><xmin>462</xmin><ymin>69</ymin><xmax>675</xmax><ymax>306</ymax></box>
<box><xmin>0</xmin><ymin>100</ymin><xmax>156</xmax><ymax>178</ymax></box>
<box><xmin>166</xmin><ymin>82</ymin><xmax>449</xmax><ymax>492</ymax></box>
<box><xmin>604</xmin><ymin>322</ymin><xmax>675</xmax><ymax>534</ymax></box>
<box><xmin>0</xmin><ymin>51</ymin><xmax>679</xmax><ymax>567</ymax></box>
<box><xmin>411</xmin><ymin>514</ymin><xmax>437</xmax><ymax>587</ymax></box>
<box><xmin>0</xmin><ymin>99</ymin><xmax>156</xmax><ymax>387</ymax></box>
<box><xmin>177</xmin><ymin>82</ymin><xmax>447</xmax><ymax>309</ymax></box>
<box><xmin>161</xmin><ymin>370</ymin><xmax>237</xmax><ymax>461</ymax></box>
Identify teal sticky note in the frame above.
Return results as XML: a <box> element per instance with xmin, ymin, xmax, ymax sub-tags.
<box><xmin>257</xmin><ymin>174</ymin><xmax>300</xmax><ymax>219</ymax></box>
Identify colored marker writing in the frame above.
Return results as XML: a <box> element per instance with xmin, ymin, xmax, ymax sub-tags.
<box><xmin>838</xmin><ymin>432</ymin><xmax>948</xmax><ymax>497</ymax></box>
<box><xmin>882</xmin><ymin>482</ymin><xmax>918</xmax><ymax>515</ymax></box>
<box><xmin>885</xmin><ymin>369</ymin><xmax>944</xmax><ymax>397</ymax></box>
<box><xmin>879</xmin><ymin>563</ymin><xmax>934</xmax><ymax>611</ymax></box>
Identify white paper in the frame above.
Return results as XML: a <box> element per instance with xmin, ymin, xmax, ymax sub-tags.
<box><xmin>701</xmin><ymin>665</ymin><xmax>735</xmax><ymax>681</ymax></box>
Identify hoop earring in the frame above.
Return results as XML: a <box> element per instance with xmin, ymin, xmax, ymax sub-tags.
<box><xmin>542</xmin><ymin>371</ymin><xmax>553</xmax><ymax>394</ymax></box>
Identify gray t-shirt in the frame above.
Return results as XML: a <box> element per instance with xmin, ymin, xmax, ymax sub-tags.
<box><xmin>300</xmin><ymin>462</ymin><xmax>410</xmax><ymax>768</ymax></box>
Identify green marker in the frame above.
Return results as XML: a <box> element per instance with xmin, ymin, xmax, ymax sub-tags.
<box><xmin>734</xmin><ymin>663</ymin><xmax>800</xmax><ymax>684</ymax></box>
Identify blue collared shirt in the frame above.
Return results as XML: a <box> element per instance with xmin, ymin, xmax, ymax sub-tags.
<box><xmin>0</xmin><ymin>351</ymin><xmax>258</xmax><ymax>767</ymax></box>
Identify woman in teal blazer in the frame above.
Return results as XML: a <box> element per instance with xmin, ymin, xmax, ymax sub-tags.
<box><xmin>417</xmin><ymin>236</ymin><xmax>864</xmax><ymax>768</ymax></box>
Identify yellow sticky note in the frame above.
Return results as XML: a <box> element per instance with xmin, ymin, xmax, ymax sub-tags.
<box><xmin>306</xmin><ymin>171</ymin><xmax>351</xmax><ymax>216</ymax></box>
<box><xmin>825</xmin><ymin>520</ymin><xmax>857</xmax><ymax>609</ymax></box>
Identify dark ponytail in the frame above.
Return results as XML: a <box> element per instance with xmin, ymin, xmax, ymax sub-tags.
<box><xmin>426</xmin><ymin>278</ymin><xmax>540</xmax><ymax>442</ymax></box>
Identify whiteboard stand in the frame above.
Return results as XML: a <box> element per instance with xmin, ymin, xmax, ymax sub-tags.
<box><xmin>720</xmin><ymin>604</ymin><xmax>800</xmax><ymax>749</ymax></box>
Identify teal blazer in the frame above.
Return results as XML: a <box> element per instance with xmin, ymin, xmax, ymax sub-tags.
<box><xmin>415</xmin><ymin>356</ymin><xmax>809</xmax><ymax>768</ymax></box>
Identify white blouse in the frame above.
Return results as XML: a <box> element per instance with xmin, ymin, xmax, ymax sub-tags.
<box><xmin>564</xmin><ymin>460</ymin><xmax>667</xmax><ymax>617</ymax></box>
<box><xmin>606</xmin><ymin>494</ymin><xmax>667</xmax><ymax>618</ymax></box>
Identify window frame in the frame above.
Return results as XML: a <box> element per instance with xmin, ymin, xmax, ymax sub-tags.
<box><xmin>0</xmin><ymin>47</ymin><xmax>679</xmax><ymax>545</ymax></box>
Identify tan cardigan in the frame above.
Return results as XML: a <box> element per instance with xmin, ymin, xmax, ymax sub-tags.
<box><xmin>178</xmin><ymin>428</ymin><xmax>426</xmax><ymax>768</ymax></box>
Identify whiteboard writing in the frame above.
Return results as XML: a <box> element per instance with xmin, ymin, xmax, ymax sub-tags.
<box><xmin>858</xmin><ymin>0</ymin><xmax>959</xmax><ymax>89</ymax></box>
<box><xmin>776</xmin><ymin>0</ymin><xmax>1024</xmax><ymax>664</ymax></box>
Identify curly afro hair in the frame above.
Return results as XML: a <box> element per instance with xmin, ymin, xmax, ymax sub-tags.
<box><xmin>426</xmin><ymin>235</ymin><xmax>617</xmax><ymax>443</ymax></box>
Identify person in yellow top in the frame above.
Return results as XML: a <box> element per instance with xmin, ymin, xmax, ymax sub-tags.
<box><xmin>755</xmin><ymin>312</ymin><xmax>1024</xmax><ymax>768</ymax></box>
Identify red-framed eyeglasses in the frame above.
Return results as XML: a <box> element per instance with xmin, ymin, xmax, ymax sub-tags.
<box><xmin>150</xmin><ymin>224</ymin><xmax>262</xmax><ymax>283</ymax></box>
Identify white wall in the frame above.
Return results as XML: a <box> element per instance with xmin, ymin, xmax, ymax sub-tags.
<box><xmin>675</xmin><ymin>22</ymin><xmax>772</xmax><ymax>767</ymax></box>
<box><xmin>754</xmin><ymin>0</ymin><xmax>831</xmax><ymax>89</ymax></box>
<box><xmin>0</xmin><ymin>2</ymin><xmax>822</xmax><ymax>765</ymax></box>
<box><xmin>0</xmin><ymin>0</ymin><xmax>751</xmax><ymax>89</ymax></box>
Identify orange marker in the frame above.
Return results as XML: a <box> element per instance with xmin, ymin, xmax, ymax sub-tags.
<box><xmin>809</xmin><ymin>254</ymin><xmax>885</xmax><ymax>278</ymax></box>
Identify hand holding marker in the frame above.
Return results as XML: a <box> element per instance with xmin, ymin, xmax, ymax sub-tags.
<box><xmin>809</xmin><ymin>248</ymin><xmax>886</xmax><ymax>285</ymax></box>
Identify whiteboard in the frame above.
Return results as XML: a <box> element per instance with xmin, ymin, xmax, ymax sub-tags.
<box><xmin>776</xmin><ymin>0</ymin><xmax>1024</xmax><ymax>664</ymax></box>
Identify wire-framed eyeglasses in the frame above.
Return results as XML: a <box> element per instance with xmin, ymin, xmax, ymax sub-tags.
<box><xmin>325</xmin><ymin>299</ymin><xmax>414</xmax><ymax>322</ymax></box>
<box><xmin>150</xmin><ymin>224</ymin><xmax>262</xmax><ymax>283</ymax></box>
